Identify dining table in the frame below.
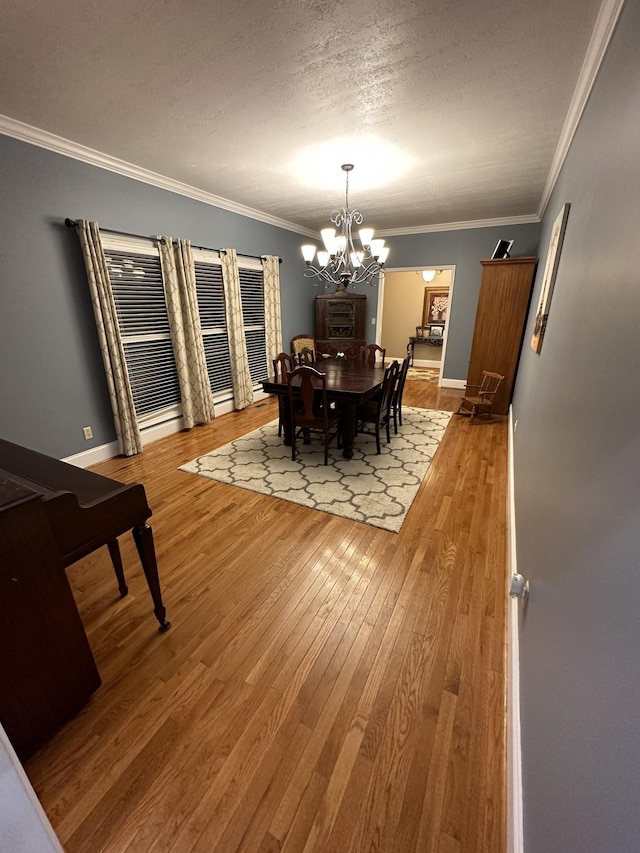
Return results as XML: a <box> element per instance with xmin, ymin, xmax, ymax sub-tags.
<box><xmin>261</xmin><ymin>359</ymin><xmax>386</xmax><ymax>459</ymax></box>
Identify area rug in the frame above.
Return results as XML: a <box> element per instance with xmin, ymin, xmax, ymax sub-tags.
<box><xmin>407</xmin><ymin>366</ymin><xmax>440</xmax><ymax>382</ymax></box>
<box><xmin>180</xmin><ymin>407</ymin><xmax>452</xmax><ymax>533</ymax></box>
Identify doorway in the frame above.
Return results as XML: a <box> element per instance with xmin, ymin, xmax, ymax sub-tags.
<box><xmin>375</xmin><ymin>266</ymin><xmax>455</xmax><ymax>383</ymax></box>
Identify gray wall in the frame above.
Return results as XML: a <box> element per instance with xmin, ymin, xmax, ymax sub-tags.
<box><xmin>0</xmin><ymin>135</ymin><xmax>309</xmax><ymax>457</ymax></box>
<box><xmin>512</xmin><ymin>2</ymin><xmax>640</xmax><ymax>850</ymax></box>
<box><xmin>0</xmin><ymin>133</ymin><xmax>540</xmax><ymax>459</ymax></box>
<box><xmin>383</xmin><ymin>223</ymin><xmax>541</xmax><ymax>378</ymax></box>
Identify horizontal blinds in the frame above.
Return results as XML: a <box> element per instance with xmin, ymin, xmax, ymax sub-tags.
<box><xmin>105</xmin><ymin>249</ymin><xmax>181</xmax><ymax>418</ymax></box>
<box><xmin>194</xmin><ymin>260</ymin><xmax>268</xmax><ymax>390</ymax></box>
<box><xmin>239</xmin><ymin>266</ymin><xmax>267</xmax><ymax>383</ymax></box>
<box><xmin>194</xmin><ymin>260</ymin><xmax>232</xmax><ymax>394</ymax></box>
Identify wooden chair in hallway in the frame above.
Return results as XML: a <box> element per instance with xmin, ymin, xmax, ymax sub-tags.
<box><xmin>272</xmin><ymin>352</ymin><xmax>294</xmax><ymax>436</ymax></box>
<box><xmin>457</xmin><ymin>370</ymin><xmax>504</xmax><ymax>421</ymax></box>
<box><xmin>286</xmin><ymin>365</ymin><xmax>340</xmax><ymax>465</ymax></box>
<box><xmin>359</xmin><ymin>343</ymin><xmax>386</xmax><ymax>368</ymax></box>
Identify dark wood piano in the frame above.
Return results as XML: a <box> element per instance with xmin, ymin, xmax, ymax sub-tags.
<box><xmin>0</xmin><ymin>437</ymin><xmax>170</xmax><ymax>760</ymax></box>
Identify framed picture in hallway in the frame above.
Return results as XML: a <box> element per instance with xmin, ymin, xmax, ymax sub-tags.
<box><xmin>531</xmin><ymin>202</ymin><xmax>570</xmax><ymax>354</ymax></box>
<box><xmin>422</xmin><ymin>287</ymin><xmax>450</xmax><ymax>327</ymax></box>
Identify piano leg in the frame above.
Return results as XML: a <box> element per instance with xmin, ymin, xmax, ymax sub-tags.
<box><xmin>132</xmin><ymin>523</ymin><xmax>171</xmax><ymax>633</ymax></box>
<box><xmin>107</xmin><ymin>539</ymin><xmax>129</xmax><ymax>597</ymax></box>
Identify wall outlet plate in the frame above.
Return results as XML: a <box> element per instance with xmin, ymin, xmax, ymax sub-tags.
<box><xmin>83</xmin><ymin>426</ymin><xmax>93</xmax><ymax>440</ymax></box>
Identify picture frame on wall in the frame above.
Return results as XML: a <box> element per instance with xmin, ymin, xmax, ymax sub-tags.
<box><xmin>422</xmin><ymin>287</ymin><xmax>450</xmax><ymax>327</ymax></box>
<box><xmin>531</xmin><ymin>203</ymin><xmax>571</xmax><ymax>354</ymax></box>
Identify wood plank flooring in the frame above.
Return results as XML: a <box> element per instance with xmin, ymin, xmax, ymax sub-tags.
<box><xmin>25</xmin><ymin>380</ymin><xmax>508</xmax><ymax>852</ymax></box>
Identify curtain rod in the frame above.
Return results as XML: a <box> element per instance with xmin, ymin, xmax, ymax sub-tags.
<box><xmin>64</xmin><ymin>218</ymin><xmax>282</xmax><ymax>263</ymax></box>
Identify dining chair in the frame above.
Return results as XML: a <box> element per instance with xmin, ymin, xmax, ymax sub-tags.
<box><xmin>272</xmin><ymin>352</ymin><xmax>294</xmax><ymax>436</ymax></box>
<box><xmin>356</xmin><ymin>360</ymin><xmax>399</xmax><ymax>454</ymax></box>
<box><xmin>359</xmin><ymin>343</ymin><xmax>386</xmax><ymax>368</ymax></box>
<box><xmin>290</xmin><ymin>334</ymin><xmax>316</xmax><ymax>362</ymax></box>
<box><xmin>390</xmin><ymin>354</ymin><xmax>411</xmax><ymax>434</ymax></box>
<box><xmin>296</xmin><ymin>346</ymin><xmax>315</xmax><ymax>366</ymax></box>
<box><xmin>286</xmin><ymin>365</ymin><xmax>340</xmax><ymax>465</ymax></box>
<box><xmin>457</xmin><ymin>371</ymin><xmax>504</xmax><ymax>421</ymax></box>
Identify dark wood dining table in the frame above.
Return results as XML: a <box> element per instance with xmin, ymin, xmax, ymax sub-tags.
<box><xmin>261</xmin><ymin>359</ymin><xmax>386</xmax><ymax>459</ymax></box>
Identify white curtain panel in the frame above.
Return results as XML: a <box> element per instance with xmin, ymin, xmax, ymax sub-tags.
<box><xmin>76</xmin><ymin>220</ymin><xmax>142</xmax><ymax>456</ymax></box>
<box><xmin>158</xmin><ymin>237</ymin><xmax>216</xmax><ymax>428</ymax></box>
<box><xmin>221</xmin><ymin>248</ymin><xmax>253</xmax><ymax>410</ymax></box>
<box><xmin>262</xmin><ymin>255</ymin><xmax>283</xmax><ymax>370</ymax></box>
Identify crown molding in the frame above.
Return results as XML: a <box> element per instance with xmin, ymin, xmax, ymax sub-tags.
<box><xmin>0</xmin><ymin>115</ymin><xmax>319</xmax><ymax>239</ymax></box>
<box><xmin>1</xmin><ymin>114</ymin><xmax>539</xmax><ymax>238</ymax></box>
<box><xmin>378</xmin><ymin>214</ymin><xmax>540</xmax><ymax>238</ymax></box>
<box><xmin>538</xmin><ymin>0</ymin><xmax>625</xmax><ymax>218</ymax></box>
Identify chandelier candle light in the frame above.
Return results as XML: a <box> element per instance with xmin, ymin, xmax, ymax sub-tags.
<box><xmin>301</xmin><ymin>164</ymin><xmax>389</xmax><ymax>290</ymax></box>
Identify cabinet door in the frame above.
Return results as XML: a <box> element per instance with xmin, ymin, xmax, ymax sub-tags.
<box><xmin>467</xmin><ymin>257</ymin><xmax>537</xmax><ymax>414</ymax></box>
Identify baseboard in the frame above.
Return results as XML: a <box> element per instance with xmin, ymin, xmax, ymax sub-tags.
<box><xmin>63</xmin><ymin>391</ymin><xmax>269</xmax><ymax>468</ymax></box>
<box><xmin>63</xmin><ymin>440</ymin><xmax>121</xmax><ymax>468</ymax></box>
<box><xmin>507</xmin><ymin>406</ymin><xmax>524</xmax><ymax>853</ymax></box>
<box><xmin>412</xmin><ymin>358</ymin><xmax>443</xmax><ymax>369</ymax></box>
<box><xmin>439</xmin><ymin>378</ymin><xmax>466</xmax><ymax>389</ymax></box>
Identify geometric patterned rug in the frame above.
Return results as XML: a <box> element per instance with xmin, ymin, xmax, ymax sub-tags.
<box><xmin>180</xmin><ymin>407</ymin><xmax>452</xmax><ymax>533</ymax></box>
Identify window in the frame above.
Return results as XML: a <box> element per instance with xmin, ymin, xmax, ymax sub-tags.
<box><xmin>100</xmin><ymin>235</ymin><xmax>268</xmax><ymax>431</ymax></box>
<box><xmin>192</xmin><ymin>249</ymin><xmax>268</xmax><ymax>394</ymax></box>
<box><xmin>239</xmin><ymin>264</ymin><xmax>268</xmax><ymax>384</ymax></box>
<box><xmin>192</xmin><ymin>257</ymin><xmax>231</xmax><ymax>398</ymax></box>
<box><xmin>102</xmin><ymin>235</ymin><xmax>181</xmax><ymax>428</ymax></box>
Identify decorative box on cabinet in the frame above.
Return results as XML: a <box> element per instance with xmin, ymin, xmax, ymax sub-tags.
<box><xmin>466</xmin><ymin>257</ymin><xmax>537</xmax><ymax>415</ymax></box>
<box><xmin>315</xmin><ymin>291</ymin><xmax>366</xmax><ymax>358</ymax></box>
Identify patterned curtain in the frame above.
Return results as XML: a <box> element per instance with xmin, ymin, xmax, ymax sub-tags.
<box><xmin>76</xmin><ymin>220</ymin><xmax>142</xmax><ymax>456</ymax></box>
<box><xmin>262</xmin><ymin>255</ymin><xmax>283</xmax><ymax>369</ymax></box>
<box><xmin>158</xmin><ymin>237</ymin><xmax>216</xmax><ymax>428</ymax></box>
<box><xmin>221</xmin><ymin>248</ymin><xmax>253</xmax><ymax>409</ymax></box>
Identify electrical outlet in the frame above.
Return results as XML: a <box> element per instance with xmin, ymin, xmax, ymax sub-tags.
<box><xmin>83</xmin><ymin>426</ymin><xmax>93</xmax><ymax>440</ymax></box>
<box><xmin>371</xmin><ymin>317</ymin><xmax>376</xmax><ymax>325</ymax></box>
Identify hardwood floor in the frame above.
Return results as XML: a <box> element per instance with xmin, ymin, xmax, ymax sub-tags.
<box><xmin>25</xmin><ymin>380</ymin><xmax>508</xmax><ymax>852</ymax></box>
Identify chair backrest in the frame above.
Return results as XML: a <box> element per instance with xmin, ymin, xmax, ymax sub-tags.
<box><xmin>272</xmin><ymin>352</ymin><xmax>293</xmax><ymax>382</ymax></box>
<box><xmin>377</xmin><ymin>360</ymin><xmax>400</xmax><ymax>420</ymax></box>
<box><xmin>360</xmin><ymin>343</ymin><xmax>386</xmax><ymax>368</ymax></box>
<box><xmin>286</xmin><ymin>365</ymin><xmax>329</xmax><ymax>426</ymax></box>
<box><xmin>478</xmin><ymin>371</ymin><xmax>504</xmax><ymax>401</ymax></box>
<box><xmin>392</xmin><ymin>355</ymin><xmax>411</xmax><ymax>409</ymax></box>
<box><xmin>291</xmin><ymin>334</ymin><xmax>315</xmax><ymax>360</ymax></box>
<box><xmin>296</xmin><ymin>346</ymin><xmax>315</xmax><ymax>365</ymax></box>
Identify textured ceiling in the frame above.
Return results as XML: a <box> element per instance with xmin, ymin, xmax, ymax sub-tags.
<box><xmin>0</xmin><ymin>0</ymin><xmax>605</xmax><ymax>233</ymax></box>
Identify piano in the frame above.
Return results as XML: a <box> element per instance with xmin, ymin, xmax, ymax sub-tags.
<box><xmin>0</xmin><ymin>438</ymin><xmax>170</xmax><ymax>760</ymax></box>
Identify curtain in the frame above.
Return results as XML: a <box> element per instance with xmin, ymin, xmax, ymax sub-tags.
<box><xmin>76</xmin><ymin>220</ymin><xmax>142</xmax><ymax>456</ymax></box>
<box><xmin>221</xmin><ymin>248</ymin><xmax>253</xmax><ymax>409</ymax></box>
<box><xmin>262</xmin><ymin>255</ymin><xmax>283</xmax><ymax>368</ymax></box>
<box><xmin>158</xmin><ymin>237</ymin><xmax>216</xmax><ymax>428</ymax></box>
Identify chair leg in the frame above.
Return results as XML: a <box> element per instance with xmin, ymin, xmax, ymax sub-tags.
<box><xmin>375</xmin><ymin>424</ymin><xmax>381</xmax><ymax>454</ymax></box>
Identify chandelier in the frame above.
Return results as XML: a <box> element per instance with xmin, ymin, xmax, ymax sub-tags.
<box><xmin>301</xmin><ymin>164</ymin><xmax>389</xmax><ymax>290</ymax></box>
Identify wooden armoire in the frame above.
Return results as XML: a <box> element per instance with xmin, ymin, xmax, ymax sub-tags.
<box><xmin>466</xmin><ymin>257</ymin><xmax>537</xmax><ymax>415</ymax></box>
<box><xmin>314</xmin><ymin>289</ymin><xmax>367</xmax><ymax>359</ymax></box>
